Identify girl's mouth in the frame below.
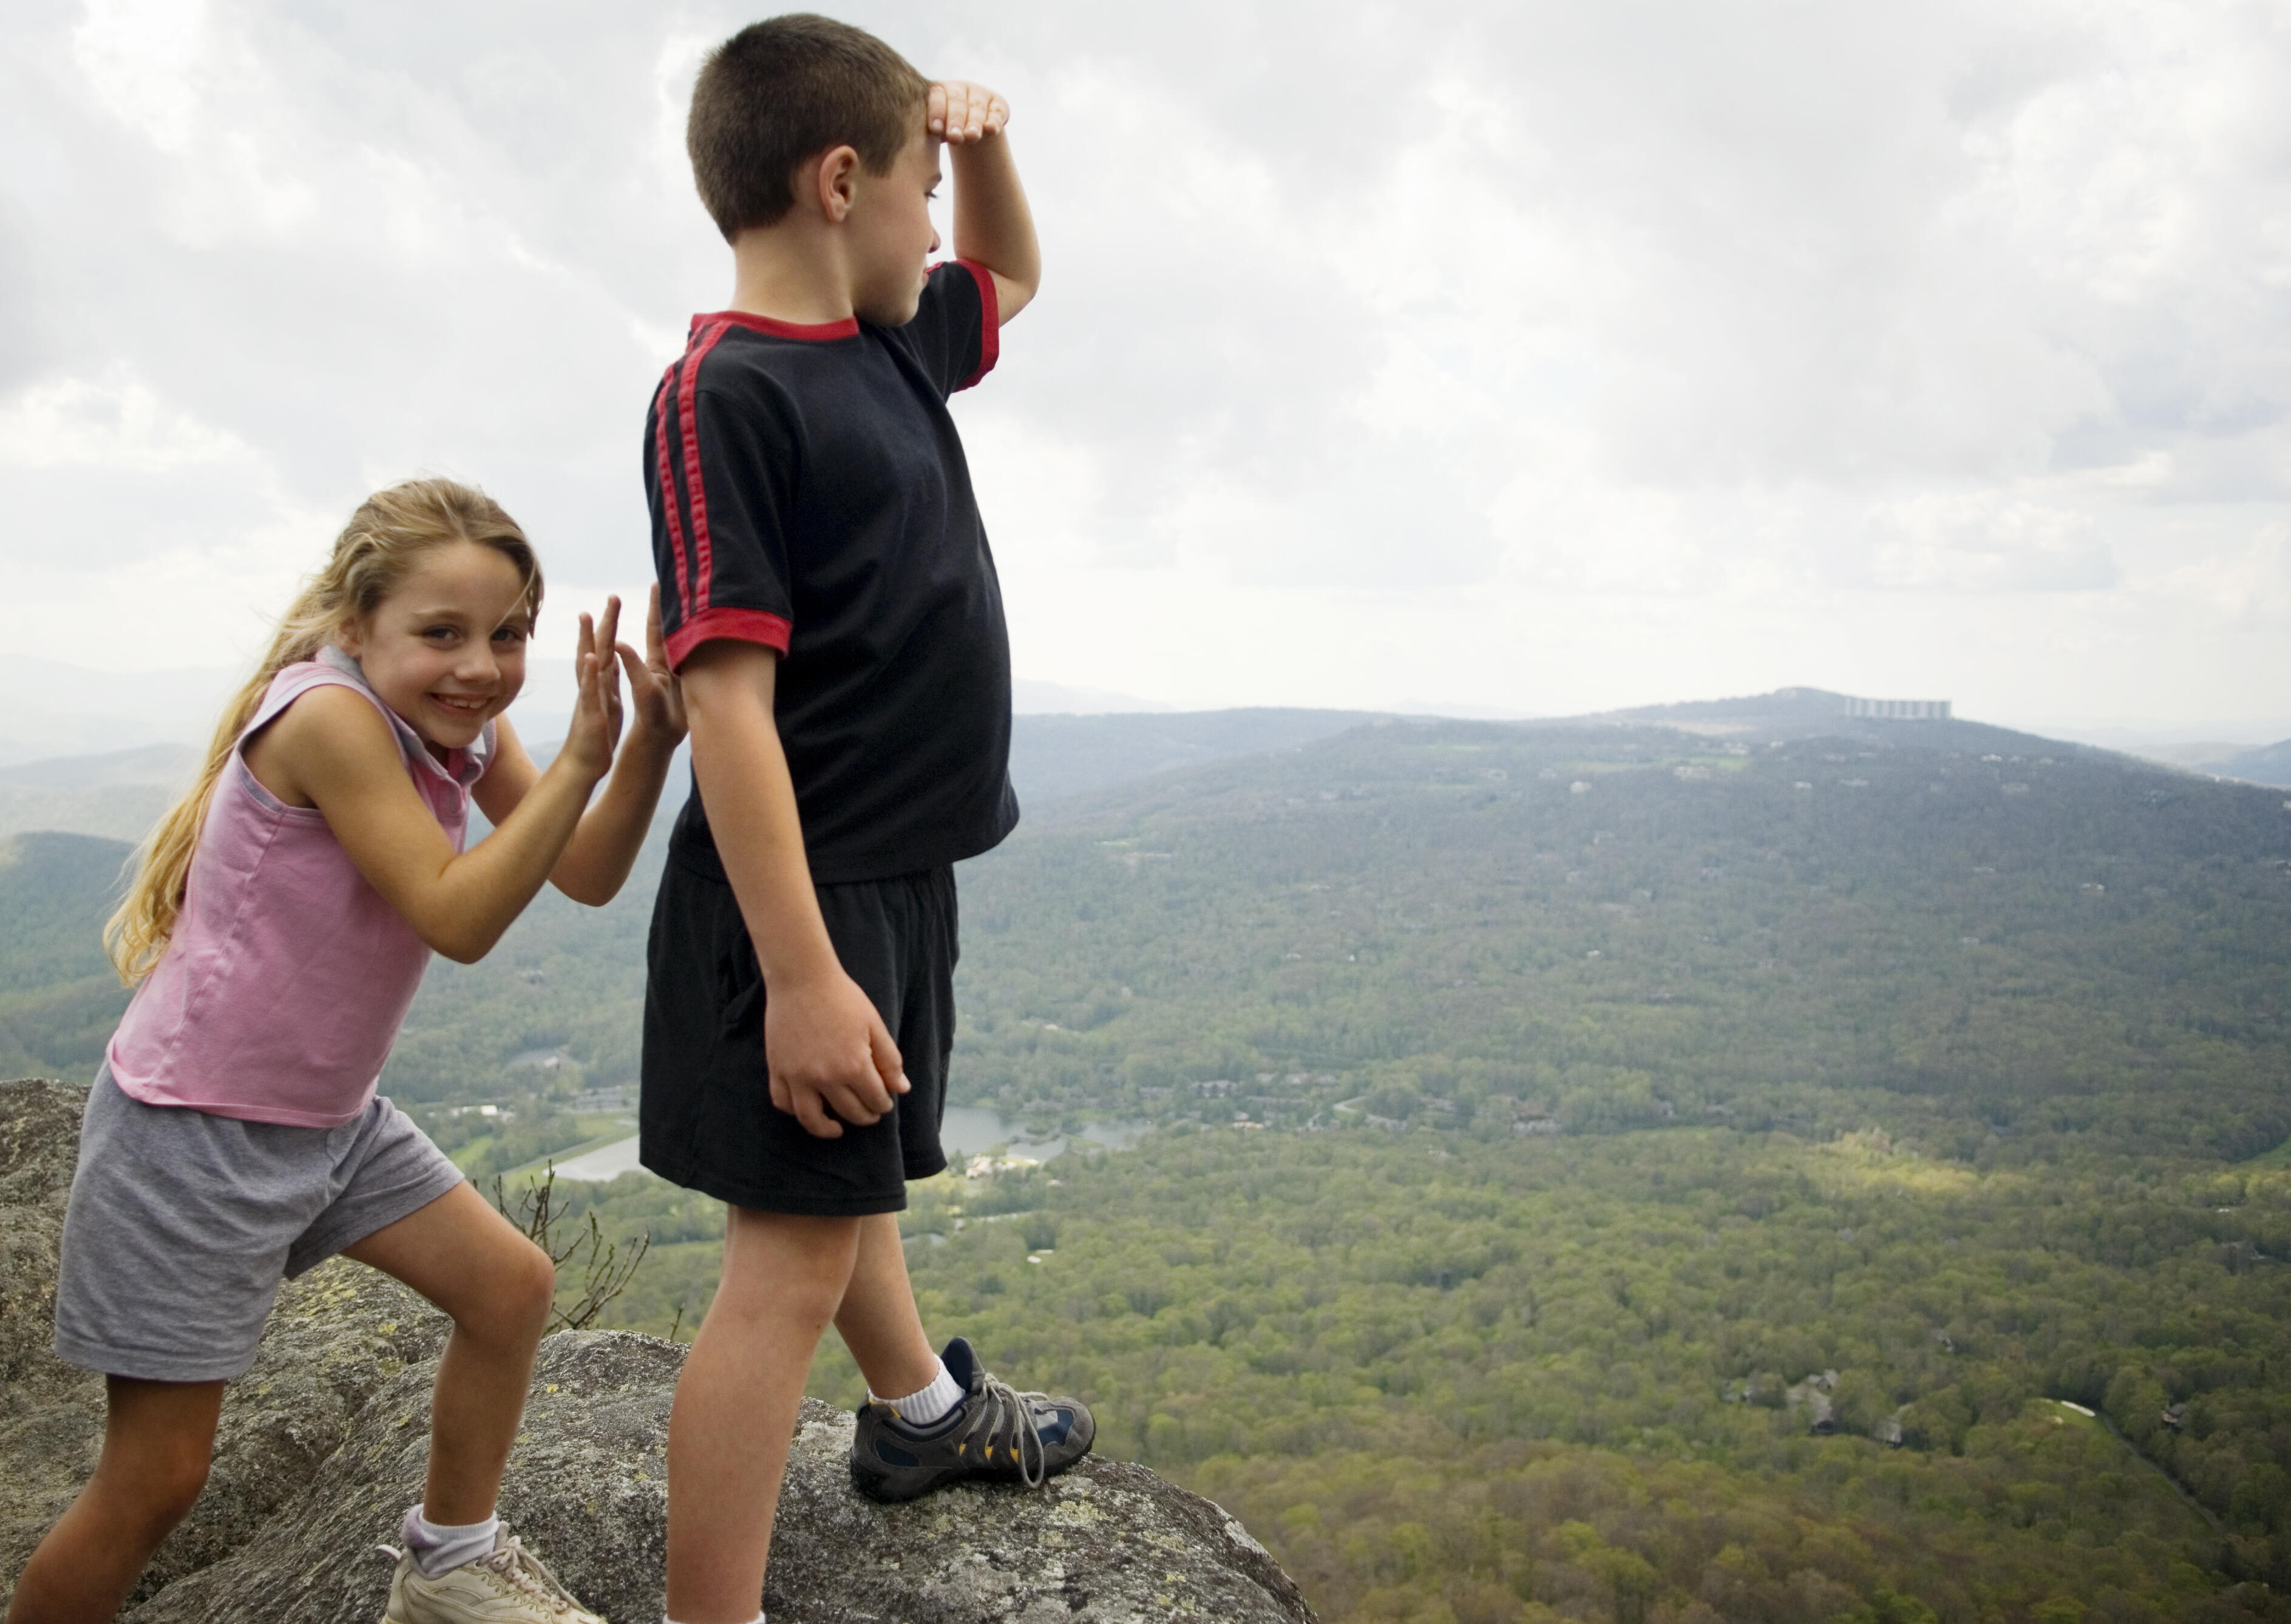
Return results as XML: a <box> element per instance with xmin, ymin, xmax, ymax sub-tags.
<box><xmin>430</xmin><ymin>693</ymin><xmax>491</xmax><ymax>718</ymax></box>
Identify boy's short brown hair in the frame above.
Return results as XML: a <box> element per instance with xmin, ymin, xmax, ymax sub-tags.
<box><xmin>687</xmin><ymin>14</ymin><xmax>931</xmax><ymax>243</ymax></box>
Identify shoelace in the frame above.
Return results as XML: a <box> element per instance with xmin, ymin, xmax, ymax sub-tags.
<box><xmin>951</xmin><ymin>1373</ymin><xmax>1051</xmax><ymax>1489</ymax></box>
<box><xmin>370</xmin><ymin>1535</ymin><xmax>585</xmax><ymax>1614</ymax></box>
<box><xmin>477</xmin><ymin>1536</ymin><xmax>585</xmax><ymax>1609</ymax></box>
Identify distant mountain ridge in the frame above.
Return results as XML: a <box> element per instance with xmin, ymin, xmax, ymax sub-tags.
<box><xmin>9</xmin><ymin>687</ymin><xmax>2278</xmax><ymax>844</ymax></box>
<box><xmin>1573</xmin><ymin>685</ymin><xmax>2083</xmax><ymax>755</ymax></box>
<box><xmin>2210</xmin><ymin>738</ymin><xmax>2291</xmax><ymax>787</ymax></box>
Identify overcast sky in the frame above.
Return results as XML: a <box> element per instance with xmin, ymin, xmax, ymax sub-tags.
<box><xmin>4</xmin><ymin>0</ymin><xmax>2288</xmax><ymax>736</ymax></box>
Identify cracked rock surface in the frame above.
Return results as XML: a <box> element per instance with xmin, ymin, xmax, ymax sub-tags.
<box><xmin>1</xmin><ymin>1079</ymin><xmax>1315</xmax><ymax>1623</ymax></box>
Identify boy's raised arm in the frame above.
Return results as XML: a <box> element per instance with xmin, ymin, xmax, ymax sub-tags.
<box><xmin>932</xmin><ymin>80</ymin><xmax>1038</xmax><ymax>322</ymax></box>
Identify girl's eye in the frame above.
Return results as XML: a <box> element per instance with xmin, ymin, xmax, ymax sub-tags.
<box><xmin>494</xmin><ymin>626</ymin><xmax>529</xmax><ymax>646</ymax></box>
<box><xmin>424</xmin><ymin>627</ymin><xmax>458</xmax><ymax>642</ymax></box>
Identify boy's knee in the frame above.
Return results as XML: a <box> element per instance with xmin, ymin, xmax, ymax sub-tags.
<box><xmin>721</xmin><ymin>1213</ymin><xmax>859</xmax><ymax>1325</ymax></box>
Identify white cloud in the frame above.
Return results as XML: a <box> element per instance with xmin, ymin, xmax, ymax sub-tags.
<box><xmin>0</xmin><ymin>0</ymin><xmax>2286</xmax><ymax>729</ymax></box>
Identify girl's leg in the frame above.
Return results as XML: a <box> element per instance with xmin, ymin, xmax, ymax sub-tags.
<box><xmin>5</xmin><ymin>1376</ymin><xmax>224</xmax><ymax>1624</ymax></box>
<box><xmin>342</xmin><ymin>1180</ymin><xmax>556</xmax><ymax>1524</ymax></box>
<box><xmin>665</xmin><ymin>1208</ymin><xmax>861</xmax><ymax>1624</ymax></box>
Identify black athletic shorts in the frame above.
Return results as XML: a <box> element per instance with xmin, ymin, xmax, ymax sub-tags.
<box><xmin>639</xmin><ymin>844</ymin><xmax>955</xmax><ymax>1216</ymax></box>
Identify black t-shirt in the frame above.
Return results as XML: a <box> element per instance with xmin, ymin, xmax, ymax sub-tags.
<box><xmin>644</xmin><ymin>260</ymin><xmax>1019</xmax><ymax>884</ymax></box>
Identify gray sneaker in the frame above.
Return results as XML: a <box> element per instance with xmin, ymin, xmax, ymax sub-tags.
<box><xmin>849</xmin><ymin>1337</ymin><xmax>1095</xmax><ymax>1502</ymax></box>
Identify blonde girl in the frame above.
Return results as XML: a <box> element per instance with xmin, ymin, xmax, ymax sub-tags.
<box><xmin>7</xmin><ymin>478</ymin><xmax>682</xmax><ymax>1624</ymax></box>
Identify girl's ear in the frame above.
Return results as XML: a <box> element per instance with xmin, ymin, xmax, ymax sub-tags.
<box><xmin>334</xmin><ymin>616</ymin><xmax>367</xmax><ymax>658</ymax></box>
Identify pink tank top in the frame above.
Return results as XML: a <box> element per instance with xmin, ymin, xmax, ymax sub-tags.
<box><xmin>107</xmin><ymin>647</ymin><xmax>495</xmax><ymax>1127</ymax></box>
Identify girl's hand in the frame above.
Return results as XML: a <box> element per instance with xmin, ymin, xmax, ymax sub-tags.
<box><xmin>615</xmin><ymin>585</ymin><xmax>687</xmax><ymax>746</ymax></box>
<box><xmin>560</xmin><ymin>597</ymin><xmax>626</xmax><ymax>783</ymax></box>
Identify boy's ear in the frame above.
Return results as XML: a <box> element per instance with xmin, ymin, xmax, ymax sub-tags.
<box><xmin>809</xmin><ymin>144</ymin><xmax>863</xmax><ymax>223</ymax></box>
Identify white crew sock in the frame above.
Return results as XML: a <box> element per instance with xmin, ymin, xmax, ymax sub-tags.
<box><xmin>870</xmin><ymin>1357</ymin><xmax>963</xmax><ymax>1427</ymax></box>
<box><xmin>401</xmin><ymin>1504</ymin><xmax>499</xmax><ymax>1578</ymax></box>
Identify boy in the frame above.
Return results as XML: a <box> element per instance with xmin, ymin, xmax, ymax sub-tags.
<box><xmin>639</xmin><ymin>16</ymin><xmax>1090</xmax><ymax>1623</ymax></box>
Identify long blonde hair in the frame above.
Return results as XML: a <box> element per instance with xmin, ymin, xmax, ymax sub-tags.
<box><xmin>106</xmin><ymin>477</ymin><xmax>542</xmax><ymax>984</ymax></box>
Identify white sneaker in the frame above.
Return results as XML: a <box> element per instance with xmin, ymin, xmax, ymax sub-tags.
<box><xmin>378</xmin><ymin>1529</ymin><xmax>607</xmax><ymax>1623</ymax></box>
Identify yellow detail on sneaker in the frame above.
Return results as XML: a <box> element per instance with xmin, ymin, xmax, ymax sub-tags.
<box><xmin>379</xmin><ymin>1532</ymin><xmax>606</xmax><ymax>1623</ymax></box>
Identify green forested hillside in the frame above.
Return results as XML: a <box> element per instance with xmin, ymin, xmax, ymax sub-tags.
<box><xmin>554</xmin><ymin>1111</ymin><xmax>2291</xmax><ymax>1620</ymax></box>
<box><xmin>0</xmin><ymin>833</ymin><xmax>134</xmax><ymax>1078</ymax></box>
<box><xmin>6</xmin><ymin>716</ymin><xmax>2291</xmax><ymax>1621</ymax></box>
<box><xmin>951</xmin><ymin>721</ymin><xmax>2291</xmax><ymax>1162</ymax></box>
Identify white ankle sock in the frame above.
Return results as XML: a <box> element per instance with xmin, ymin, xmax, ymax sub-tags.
<box><xmin>401</xmin><ymin>1504</ymin><xmax>499</xmax><ymax>1577</ymax></box>
<box><xmin>871</xmin><ymin>1357</ymin><xmax>962</xmax><ymax>1426</ymax></box>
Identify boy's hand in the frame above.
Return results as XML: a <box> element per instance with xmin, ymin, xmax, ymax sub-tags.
<box><xmin>558</xmin><ymin>597</ymin><xmax>625</xmax><ymax>783</ymax></box>
<box><xmin>614</xmin><ymin>585</ymin><xmax>687</xmax><ymax>745</ymax></box>
<box><xmin>929</xmin><ymin>80</ymin><xmax>1008</xmax><ymax>145</ymax></box>
<box><xmin>765</xmin><ymin>968</ymin><xmax>911</xmax><ymax>1138</ymax></box>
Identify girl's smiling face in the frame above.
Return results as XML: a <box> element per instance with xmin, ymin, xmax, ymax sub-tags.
<box><xmin>337</xmin><ymin>540</ymin><xmax>533</xmax><ymax>756</ymax></box>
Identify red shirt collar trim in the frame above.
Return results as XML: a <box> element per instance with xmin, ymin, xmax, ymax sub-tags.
<box><xmin>690</xmin><ymin>310</ymin><xmax>860</xmax><ymax>341</ymax></box>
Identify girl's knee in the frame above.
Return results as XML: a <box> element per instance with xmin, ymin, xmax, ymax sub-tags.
<box><xmin>457</xmin><ymin>1238</ymin><xmax>556</xmax><ymax>1344</ymax></box>
<box><xmin>148</xmin><ymin>1450</ymin><xmax>212</xmax><ymax>1526</ymax></box>
<box><xmin>97</xmin><ymin>1439</ymin><xmax>211</xmax><ymax>1531</ymax></box>
<box><xmin>504</xmin><ymin>1238</ymin><xmax>558</xmax><ymax>1331</ymax></box>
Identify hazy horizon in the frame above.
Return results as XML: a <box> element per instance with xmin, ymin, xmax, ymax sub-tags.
<box><xmin>2</xmin><ymin>646</ymin><xmax>2286</xmax><ymax>772</ymax></box>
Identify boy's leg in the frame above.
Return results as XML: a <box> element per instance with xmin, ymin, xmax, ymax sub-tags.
<box><xmin>342</xmin><ymin>1180</ymin><xmax>556</xmax><ymax>1524</ymax></box>
<box><xmin>665</xmin><ymin>1207</ymin><xmax>860</xmax><ymax>1624</ymax></box>
<box><xmin>5</xmin><ymin>1376</ymin><xmax>224</xmax><ymax>1624</ymax></box>
<box><xmin>831</xmin><ymin>1211</ymin><xmax>939</xmax><ymax>1400</ymax></box>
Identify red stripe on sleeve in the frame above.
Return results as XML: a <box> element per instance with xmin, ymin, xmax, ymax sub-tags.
<box><xmin>652</xmin><ymin>367</ymin><xmax>693</xmax><ymax>621</ymax></box>
<box><xmin>665</xmin><ymin>606</ymin><xmax>793</xmax><ymax>670</ymax></box>
<box><xmin>955</xmin><ymin>259</ymin><xmax>1000</xmax><ymax>392</ymax></box>
<box><xmin>676</xmin><ymin>321</ymin><xmax>737</xmax><ymax>614</ymax></box>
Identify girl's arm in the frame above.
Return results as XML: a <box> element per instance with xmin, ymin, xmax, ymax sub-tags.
<box><xmin>255</xmin><ymin>611</ymin><xmax>622</xmax><ymax>964</ymax></box>
<box><xmin>475</xmin><ymin>589</ymin><xmax>688</xmax><ymax>906</ymax></box>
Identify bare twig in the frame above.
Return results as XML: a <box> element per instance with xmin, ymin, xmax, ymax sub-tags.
<box><xmin>490</xmin><ymin>1163</ymin><xmax>651</xmax><ymax>1331</ymax></box>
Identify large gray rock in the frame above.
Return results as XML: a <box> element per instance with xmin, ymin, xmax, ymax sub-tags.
<box><xmin>0</xmin><ymin>1079</ymin><xmax>1315</xmax><ymax>1623</ymax></box>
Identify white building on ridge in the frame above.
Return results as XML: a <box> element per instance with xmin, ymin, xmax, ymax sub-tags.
<box><xmin>1842</xmin><ymin>696</ymin><xmax>1951</xmax><ymax>721</ymax></box>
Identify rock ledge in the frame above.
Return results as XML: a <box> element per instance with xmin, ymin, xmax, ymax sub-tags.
<box><xmin>0</xmin><ymin>1079</ymin><xmax>1315</xmax><ymax>1623</ymax></box>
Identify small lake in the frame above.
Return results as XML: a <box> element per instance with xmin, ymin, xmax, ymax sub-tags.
<box><xmin>548</xmin><ymin>1106</ymin><xmax>1148</xmax><ymax>1184</ymax></box>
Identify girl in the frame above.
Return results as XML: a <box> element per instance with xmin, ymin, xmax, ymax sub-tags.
<box><xmin>7</xmin><ymin>478</ymin><xmax>682</xmax><ymax>1624</ymax></box>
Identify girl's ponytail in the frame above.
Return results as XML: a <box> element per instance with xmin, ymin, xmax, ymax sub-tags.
<box><xmin>106</xmin><ymin>477</ymin><xmax>541</xmax><ymax>984</ymax></box>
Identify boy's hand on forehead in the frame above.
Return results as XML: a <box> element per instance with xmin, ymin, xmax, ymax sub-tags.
<box><xmin>929</xmin><ymin>80</ymin><xmax>1009</xmax><ymax>145</ymax></box>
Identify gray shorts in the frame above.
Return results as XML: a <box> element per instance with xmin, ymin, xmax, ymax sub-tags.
<box><xmin>54</xmin><ymin>1065</ymin><xmax>467</xmax><ymax>1382</ymax></box>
